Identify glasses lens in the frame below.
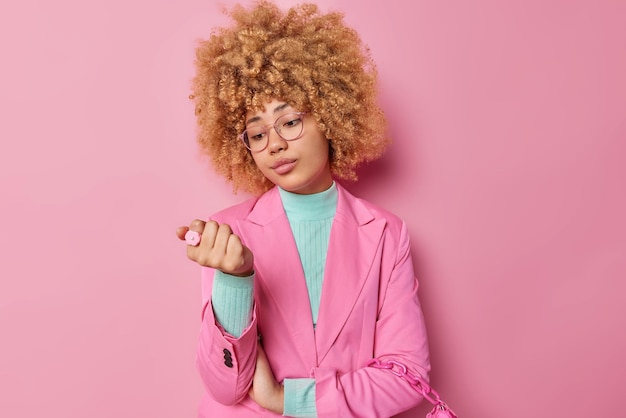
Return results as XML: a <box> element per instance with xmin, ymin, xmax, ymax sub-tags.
<box><xmin>276</xmin><ymin>113</ymin><xmax>304</xmax><ymax>140</ymax></box>
<box><xmin>242</xmin><ymin>113</ymin><xmax>305</xmax><ymax>152</ymax></box>
<box><xmin>243</xmin><ymin>127</ymin><xmax>266</xmax><ymax>151</ymax></box>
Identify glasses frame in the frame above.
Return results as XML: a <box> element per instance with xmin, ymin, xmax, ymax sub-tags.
<box><xmin>239</xmin><ymin>112</ymin><xmax>307</xmax><ymax>153</ymax></box>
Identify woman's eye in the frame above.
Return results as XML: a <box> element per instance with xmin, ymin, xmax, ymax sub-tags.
<box><xmin>283</xmin><ymin>118</ymin><xmax>302</xmax><ymax>127</ymax></box>
<box><xmin>249</xmin><ymin>132</ymin><xmax>266</xmax><ymax>141</ymax></box>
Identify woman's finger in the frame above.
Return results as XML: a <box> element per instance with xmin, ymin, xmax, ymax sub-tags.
<box><xmin>175</xmin><ymin>226</ymin><xmax>189</xmax><ymax>240</ymax></box>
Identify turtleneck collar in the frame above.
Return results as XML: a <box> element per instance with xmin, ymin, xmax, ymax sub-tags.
<box><xmin>278</xmin><ymin>182</ymin><xmax>338</xmax><ymax>221</ymax></box>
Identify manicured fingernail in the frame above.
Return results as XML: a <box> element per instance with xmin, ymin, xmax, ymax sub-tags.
<box><xmin>185</xmin><ymin>230</ymin><xmax>201</xmax><ymax>246</ymax></box>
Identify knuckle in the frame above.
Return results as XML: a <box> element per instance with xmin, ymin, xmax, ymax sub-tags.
<box><xmin>196</xmin><ymin>256</ymin><xmax>212</xmax><ymax>268</ymax></box>
<box><xmin>218</xmin><ymin>223</ymin><xmax>233</xmax><ymax>234</ymax></box>
<box><xmin>228</xmin><ymin>234</ymin><xmax>242</xmax><ymax>248</ymax></box>
<box><xmin>222</xmin><ymin>258</ymin><xmax>240</xmax><ymax>273</ymax></box>
<box><xmin>190</xmin><ymin>219</ymin><xmax>206</xmax><ymax>229</ymax></box>
<box><xmin>203</xmin><ymin>221</ymin><xmax>219</xmax><ymax>238</ymax></box>
<box><xmin>203</xmin><ymin>220</ymin><xmax>218</xmax><ymax>233</ymax></box>
<box><xmin>186</xmin><ymin>249</ymin><xmax>198</xmax><ymax>262</ymax></box>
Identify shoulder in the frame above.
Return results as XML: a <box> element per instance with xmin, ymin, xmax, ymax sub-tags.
<box><xmin>362</xmin><ymin>198</ymin><xmax>403</xmax><ymax>226</ymax></box>
<box><xmin>337</xmin><ymin>184</ymin><xmax>410</xmax><ymax>255</ymax></box>
<box><xmin>339</xmin><ymin>184</ymin><xmax>406</xmax><ymax>232</ymax></box>
<box><xmin>339</xmin><ymin>186</ymin><xmax>412</xmax><ymax>263</ymax></box>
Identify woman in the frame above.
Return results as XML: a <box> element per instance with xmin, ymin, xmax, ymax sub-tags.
<box><xmin>177</xmin><ymin>2</ymin><xmax>431</xmax><ymax>416</ymax></box>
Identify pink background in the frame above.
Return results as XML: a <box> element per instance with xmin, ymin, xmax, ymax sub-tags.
<box><xmin>1</xmin><ymin>0</ymin><xmax>624</xmax><ymax>417</ymax></box>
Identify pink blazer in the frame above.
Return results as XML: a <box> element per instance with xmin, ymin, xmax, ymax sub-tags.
<box><xmin>196</xmin><ymin>184</ymin><xmax>430</xmax><ymax>417</ymax></box>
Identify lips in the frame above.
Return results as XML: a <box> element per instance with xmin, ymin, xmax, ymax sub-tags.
<box><xmin>272</xmin><ymin>158</ymin><xmax>297</xmax><ymax>174</ymax></box>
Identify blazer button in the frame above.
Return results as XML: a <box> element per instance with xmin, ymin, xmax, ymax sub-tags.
<box><xmin>223</xmin><ymin>348</ymin><xmax>233</xmax><ymax>367</ymax></box>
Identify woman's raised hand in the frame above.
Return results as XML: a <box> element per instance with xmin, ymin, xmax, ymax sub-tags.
<box><xmin>176</xmin><ymin>220</ymin><xmax>254</xmax><ymax>277</ymax></box>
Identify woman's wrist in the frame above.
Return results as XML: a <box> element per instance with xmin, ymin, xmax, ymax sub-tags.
<box><xmin>269</xmin><ymin>384</ymin><xmax>285</xmax><ymax>415</ymax></box>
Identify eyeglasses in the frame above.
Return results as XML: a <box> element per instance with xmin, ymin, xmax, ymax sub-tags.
<box><xmin>239</xmin><ymin>112</ymin><xmax>307</xmax><ymax>152</ymax></box>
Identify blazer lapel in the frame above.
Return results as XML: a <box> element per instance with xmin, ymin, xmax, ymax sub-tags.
<box><xmin>236</xmin><ymin>188</ymin><xmax>318</xmax><ymax>368</ymax></box>
<box><xmin>235</xmin><ymin>185</ymin><xmax>386</xmax><ymax>368</ymax></box>
<box><xmin>314</xmin><ymin>185</ymin><xmax>386</xmax><ymax>364</ymax></box>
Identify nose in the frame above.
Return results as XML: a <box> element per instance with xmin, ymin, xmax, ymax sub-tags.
<box><xmin>266</xmin><ymin>128</ymin><xmax>287</xmax><ymax>154</ymax></box>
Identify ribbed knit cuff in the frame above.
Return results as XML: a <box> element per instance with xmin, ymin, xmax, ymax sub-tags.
<box><xmin>283</xmin><ymin>378</ymin><xmax>317</xmax><ymax>417</ymax></box>
<box><xmin>211</xmin><ymin>270</ymin><xmax>254</xmax><ymax>337</ymax></box>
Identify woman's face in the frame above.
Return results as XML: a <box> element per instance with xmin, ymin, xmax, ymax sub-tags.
<box><xmin>244</xmin><ymin>99</ymin><xmax>333</xmax><ymax>194</ymax></box>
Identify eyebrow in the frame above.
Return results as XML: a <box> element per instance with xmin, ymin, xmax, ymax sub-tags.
<box><xmin>245</xmin><ymin>102</ymin><xmax>292</xmax><ymax>125</ymax></box>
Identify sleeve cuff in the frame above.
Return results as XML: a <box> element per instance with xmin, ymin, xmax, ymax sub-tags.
<box><xmin>283</xmin><ymin>378</ymin><xmax>317</xmax><ymax>417</ymax></box>
<box><xmin>211</xmin><ymin>270</ymin><xmax>254</xmax><ymax>337</ymax></box>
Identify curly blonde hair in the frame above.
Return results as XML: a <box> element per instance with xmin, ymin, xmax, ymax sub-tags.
<box><xmin>191</xmin><ymin>0</ymin><xmax>388</xmax><ymax>194</ymax></box>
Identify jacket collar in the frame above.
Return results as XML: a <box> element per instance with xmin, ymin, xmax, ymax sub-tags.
<box><xmin>246</xmin><ymin>184</ymin><xmax>376</xmax><ymax>227</ymax></box>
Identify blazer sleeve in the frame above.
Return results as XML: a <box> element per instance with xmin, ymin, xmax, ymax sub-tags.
<box><xmin>196</xmin><ymin>264</ymin><xmax>259</xmax><ymax>406</ymax></box>
<box><xmin>313</xmin><ymin>221</ymin><xmax>431</xmax><ymax>417</ymax></box>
